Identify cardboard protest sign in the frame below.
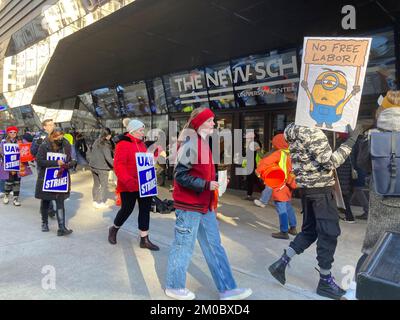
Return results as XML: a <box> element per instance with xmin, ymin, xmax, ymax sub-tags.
<box><xmin>296</xmin><ymin>37</ymin><xmax>372</xmax><ymax>132</ymax></box>
<box><xmin>136</xmin><ymin>152</ymin><xmax>158</xmax><ymax>198</ymax></box>
<box><xmin>19</xmin><ymin>143</ymin><xmax>35</xmax><ymax>162</ymax></box>
<box><xmin>3</xmin><ymin>143</ymin><xmax>20</xmax><ymax>171</ymax></box>
<box><xmin>42</xmin><ymin>153</ymin><xmax>68</xmax><ymax>193</ymax></box>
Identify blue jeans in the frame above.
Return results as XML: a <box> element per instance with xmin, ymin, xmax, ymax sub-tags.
<box><xmin>0</xmin><ymin>179</ymin><xmax>4</xmax><ymax>192</ymax></box>
<box><xmin>274</xmin><ymin>201</ymin><xmax>297</xmax><ymax>233</ymax></box>
<box><xmin>166</xmin><ymin>209</ymin><xmax>237</xmax><ymax>292</ymax></box>
<box><xmin>260</xmin><ymin>186</ymin><xmax>272</xmax><ymax>204</ymax></box>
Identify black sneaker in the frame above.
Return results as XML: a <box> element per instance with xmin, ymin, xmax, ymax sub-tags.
<box><xmin>268</xmin><ymin>251</ymin><xmax>291</xmax><ymax>285</ymax></box>
<box><xmin>316</xmin><ymin>273</ymin><xmax>346</xmax><ymax>300</ymax></box>
<box><xmin>339</xmin><ymin>216</ymin><xmax>355</xmax><ymax>224</ymax></box>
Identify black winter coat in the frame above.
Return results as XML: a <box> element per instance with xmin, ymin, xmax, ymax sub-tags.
<box><xmin>35</xmin><ymin>139</ymin><xmax>73</xmax><ymax>201</ymax></box>
<box><xmin>89</xmin><ymin>138</ymin><xmax>114</xmax><ymax>171</ymax></box>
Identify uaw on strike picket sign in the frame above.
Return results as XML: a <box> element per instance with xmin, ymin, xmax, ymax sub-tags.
<box><xmin>296</xmin><ymin>37</ymin><xmax>372</xmax><ymax>133</ymax></box>
<box><xmin>3</xmin><ymin>143</ymin><xmax>20</xmax><ymax>171</ymax></box>
<box><xmin>136</xmin><ymin>153</ymin><xmax>158</xmax><ymax>198</ymax></box>
<box><xmin>43</xmin><ymin>153</ymin><xmax>68</xmax><ymax>193</ymax></box>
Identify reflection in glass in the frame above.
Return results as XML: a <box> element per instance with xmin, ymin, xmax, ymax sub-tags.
<box><xmin>120</xmin><ymin>81</ymin><xmax>151</xmax><ymax>116</ymax></box>
<box><xmin>91</xmin><ymin>87</ymin><xmax>121</xmax><ymax>119</ymax></box>
<box><xmin>42</xmin><ymin>5</ymin><xmax>65</xmax><ymax>34</ymax></box>
<box><xmin>146</xmin><ymin>78</ymin><xmax>168</xmax><ymax>114</ymax></box>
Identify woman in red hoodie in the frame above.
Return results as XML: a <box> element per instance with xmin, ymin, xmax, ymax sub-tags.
<box><xmin>108</xmin><ymin>119</ymin><xmax>159</xmax><ymax>251</ymax></box>
<box><xmin>164</xmin><ymin>107</ymin><xmax>252</xmax><ymax>301</ymax></box>
<box><xmin>256</xmin><ymin>133</ymin><xmax>297</xmax><ymax>240</ymax></box>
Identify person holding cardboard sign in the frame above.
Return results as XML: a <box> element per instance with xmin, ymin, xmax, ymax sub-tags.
<box><xmin>0</xmin><ymin>126</ymin><xmax>32</xmax><ymax>206</ymax></box>
<box><xmin>35</xmin><ymin>128</ymin><xmax>75</xmax><ymax>236</ymax></box>
<box><xmin>165</xmin><ymin>107</ymin><xmax>252</xmax><ymax>301</ymax></box>
<box><xmin>108</xmin><ymin>119</ymin><xmax>159</xmax><ymax>251</ymax></box>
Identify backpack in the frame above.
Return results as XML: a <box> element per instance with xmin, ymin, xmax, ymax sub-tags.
<box><xmin>370</xmin><ymin>131</ymin><xmax>400</xmax><ymax>196</ymax></box>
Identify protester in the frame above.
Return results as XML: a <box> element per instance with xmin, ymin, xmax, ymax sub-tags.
<box><xmin>355</xmin><ymin>90</ymin><xmax>400</xmax><ymax>274</ymax></box>
<box><xmin>165</xmin><ymin>107</ymin><xmax>252</xmax><ymax>300</ymax></box>
<box><xmin>243</xmin><ymin>132</ymin><xmax>264</xmax><ymax>200</ymax></box>
<box><xmin>31</xmin><ymin>119</ymin><xmax>56</xmax><ymax>217</ymax></box>
<box><xmin>108</xmin><ymin>119</ymin><xmax>159</xmax><ymax>251</ymax></box>
<box><xmin>89</xmin><ymin>128</ymin><xmax>114</xmax><ymax>209</ymax></box>
<box><xmin>336</xmin><ymin>132</ymin><xmax>356</xmax><ymax>223</ymax></box>
<box><xmin>35</xmin><ymin>128</ymin><xmax>75</xmax><ymax>235</ymax></box>
<box><xmin>75</xmin><ymin>132</ymin><xmax>88</xmax><ymax>167</ymax></box>
<box><xmin>0</xmin><ymin>126</ymin><xmax>32</xmax><ymax>206</ymax></box>
<box><xmin>256</xmin><ymin>133</ymin><xmax>297</xmax><ymax>239</ymax></box>
<box><xmin>268</xmin><ymin>122</ymin><xmax>365</xmax><ymax>300</ymax></box>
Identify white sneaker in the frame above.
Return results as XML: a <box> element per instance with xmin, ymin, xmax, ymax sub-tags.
<box><xmin>165</xmin><ymin>288</ymin><xmax>196</xmax><ymax>300</ymax></box>
<box><xmin>13</xmin><ymin>197</ymin><xmax>21</xmax><ymax>206</ymax></box>
<box><xmin>220</xmin><ymin>288</ymin><xmax>252</xmax><ymax>300</ymax></box>
<box><xmin>254</xmin><ymin>199</ymin><xmax>266</xmax><ymax>208</ymax></box>
<box><xmin>93</xmin><ymin>202</ymin><xmax>108</xmax><ymax>209</ymax></box>
<box><xmin>3</xmin><ymin>195</ymin><xmax>9</xmax><ymax>205</ymax></box>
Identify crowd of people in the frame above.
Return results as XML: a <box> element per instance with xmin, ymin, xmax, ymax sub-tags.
<box><xmin>0</xmin><ymin>90</ymin><xmax>399</xmax><ymax>300</ymax></box>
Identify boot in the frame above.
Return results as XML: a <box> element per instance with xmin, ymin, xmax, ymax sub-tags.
<box><xmin>288</xmin><ymin>227</ymin><xmax>298</xmax><ymax>236</ymax></box>
<box><xmin>272</xmin><ymin>231</ymin><xmax>289</xmax><ymax>239</ymax></box>
<box><xmin>108</xmin><ymin>226</ymin><xmax>119</xmax><ymax>245</ymax></box>
<box><xmin>140</xmin><ymin>235</ymin><xmax>160</xmax><ymax>251</ymax></box>
<box><xmin>316</xmin><ymin>268</ymin><xmax>346</xmax><ymax>300</ymax></box>
<box><xmin>268</xmin><ymin>250</ymin><xmax>291</xmax><ymax>285</ymax></box>
<box><xmin>41</xmin><ymin>208</ymin><xmax>49</xmax><ymax>232</ymax></box>
<box><xmin>56</xmin><ymin>208</ymin><xmax>73</xmax><ymax>236</ymax></box>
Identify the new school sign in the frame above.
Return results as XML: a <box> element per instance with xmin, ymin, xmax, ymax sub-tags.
<box><xmin>136</xmin><ymin>153</ymin><xmax>158</xmax><ymax>198</ymax></box>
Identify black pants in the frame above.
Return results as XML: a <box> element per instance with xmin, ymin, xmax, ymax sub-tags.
<box><xmin>289</xmin><ymin>187</ymin><xmax>341</xmax><ymax>270</ymax></box>
<box><xmin>343</xmin><ymin>194</ymin><xmax>355</xmax><ymax>220</ymax></box>
<box><xmin>114</xmin><ymin>192</ymin><xmax>152</xmax><ymax>231</ymax></box>
<box><xmin>5</xmin><ymin>173</ymin><xmax>21</xmax><ymax>197</ymax></box>
<box><xmin>247</xmin><ymin>171</ymin><xmax>264</xmax><ymax>196</ymax></box>
<box><xmin>91</xmin><ymin>169</ymin><xmax>109</xmax><ymax>203</ymax></box>
<box><xmin>40</xmin><ymin>198</ymin><xmax>65</xmax><ymax>223</ymax></box>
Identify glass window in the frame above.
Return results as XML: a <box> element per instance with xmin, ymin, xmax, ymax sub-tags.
<box><xmin>146</xmin><ymin>78</ymin><xmax>168</xmax><ymax>114</ymax></box>
<box><xmin>242</xmin><ymin>114</ymin><xmax>265</xmax><ymax>149</ymax></box>
<box><xmin>91</xmin><ymin>87</ymin><xmax>122</xmax><ymax>119</ymax></box>
<box><xmin>205</xmin><ymin>62</ymin><xmax>236</xmax><ymax>110</ymax></box>
<box><xmin>363</xmin><ymin>29</ymin><xmax>396</xmax><ymax>95</ymax></box>
<box><xmin>232</xmin><ymin>50</ymin><xmax>299</xmax><ymax>107</ymax></box>
<box><xmin>119</xmin><ymin>81</ymin><xmax>151</xmax><ymax>116</ymax></box>
<box><xmin>58</xmin><ymin>0</ymin><xmax>84</xmax><ymax>26</ymax></box>
<box><xmin>42</xmin><ymin>5</ymin><xmax>65</xmax><ymax>34</ymax></box>
<box><xmin>151</xmin><ymin>114</ymin><xmax>168</xmax><ymax>133</ymax></box>
<box><xmin>164</xmin><ymin>69</ymin><xmax>209</xmax><ymax>113</ymax></box>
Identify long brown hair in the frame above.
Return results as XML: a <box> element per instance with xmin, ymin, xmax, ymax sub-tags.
<box><xmin>177</xmin><ymin>107</ymin><xmax>208</xmax><ymax>147</ymax></box>
<box><xmin>49</xmin><ymin>129</ymin><xmax>64</xmax><ymax>152</ymax></box>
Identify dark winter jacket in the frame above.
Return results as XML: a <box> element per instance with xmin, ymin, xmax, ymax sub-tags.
<box><xmin>35</xmin><ymin>138</ymin><xmax>73</xmax><ymax>201</ymax></box>
<box><xmin>173</xmin><ymin>135</ymin><xmax>216</xmax><ymax>214</ymax></box>
<box><xmin>336</xmin><ymin>156</ymin><xmax>353</xmax><ymax>195</ymax></box>
<box><xmin>89</xmin><ymin>138</ymin><xmax>113</xmax><ymax>171</ymax></box>
<box><xmin>31</xmin><ymin>130</ymin><xmax>49</xmax><ymax>156</ymax></box>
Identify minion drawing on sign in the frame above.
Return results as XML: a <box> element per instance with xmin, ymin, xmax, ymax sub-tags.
<box><xmin>296</xmin><ymin>37</ymin><xmax>372</xmax><ymax>132</ymax></box>
<box><xmin>301</xmin><ymin>69</ymin><xmax>360</xmax><ymax>128</ymax></box>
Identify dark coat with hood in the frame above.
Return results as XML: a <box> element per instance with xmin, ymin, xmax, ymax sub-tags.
<box><xmin>35</xmin><ymin>138</ymin><xmax>73</xmax><ymax>201</ymax></box>
<box><xmin>89</xmin><ymin>137</ymin><xmax>114</xmax><ymax>171</ymax></box>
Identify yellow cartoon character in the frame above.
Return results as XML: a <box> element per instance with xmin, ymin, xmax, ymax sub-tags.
<box><xmin>301</xmin><ymin>69</ymin><xmax>360</xmax><ymax>128</ymax></box>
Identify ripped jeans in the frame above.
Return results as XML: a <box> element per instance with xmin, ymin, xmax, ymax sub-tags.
<box><xmin>165</xmin><ymin>209</ymin><xmax>237</xmax><ymax>292</ymax></box>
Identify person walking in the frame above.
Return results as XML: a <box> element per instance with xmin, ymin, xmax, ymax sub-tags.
<box><xmin>268</xmin><ymin>122</ymin><xmax>365</xmax><ymax>300</ymax></box>
<box><xmin>89</xmin><ymin>128</ymin><xmax>114</xmax><ymax>209</ymax></box>
<box><xmin>256</xmin><ymin>133</ymin><xmax>297</xmax><ymax>239</ymax></box>
<box><xmin>0</xmin><ymin>126</ymin><xmax>32</xmax><ymax>206</ymax></box>
<box><xmin>35</xmin><ymin>128</ymin><xmax>75</xmax><ymax>236</ymax></box>
<box><xmin>108</xmin><ymin>119</ymin><xmax>159</xmax><ymax>251</ymax></box>
<box><xmin>165</xmin><ymin>107</ymin><xmax>252</xmax><ymax>300</ymax></box>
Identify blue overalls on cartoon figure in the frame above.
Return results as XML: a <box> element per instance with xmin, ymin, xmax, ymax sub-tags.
<box><xmin>309</xmin><ymin>96</ymin><xmax>344</xmax><ymax>127</ymax></box>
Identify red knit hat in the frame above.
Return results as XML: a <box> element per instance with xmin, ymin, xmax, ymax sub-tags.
<box><xmin>6</xmin><ymin>126</ymin><xmax>18</xmax><ymax>134</ymax></box>
<box><xmin>190</xmin><ymin>108</ymin><xmax>215</xmax><ymax>130</ymax></box>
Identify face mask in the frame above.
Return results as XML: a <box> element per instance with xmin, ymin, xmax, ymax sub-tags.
<box><xmin>55</xmin><ymin>139</ymin><xmax>63</xmax><ymax>146</ymax></box>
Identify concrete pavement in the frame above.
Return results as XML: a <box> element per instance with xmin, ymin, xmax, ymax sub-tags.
<box><xmin>0</xmin><ymin>170</ymin><xmax>367</xmax><ymax>300</ymax></box>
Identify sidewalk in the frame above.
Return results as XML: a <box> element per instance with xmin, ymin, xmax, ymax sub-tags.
<box><xmin>0</xmin><ymin>171</ymin><xmax>367</xmax><ymax>300</ymax></box>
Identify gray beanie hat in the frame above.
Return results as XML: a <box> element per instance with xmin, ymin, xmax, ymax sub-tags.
<box><xmin>127</xmin><ymin>119</ymin><xmax>145</xmax><ymax>133</ymax></box>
